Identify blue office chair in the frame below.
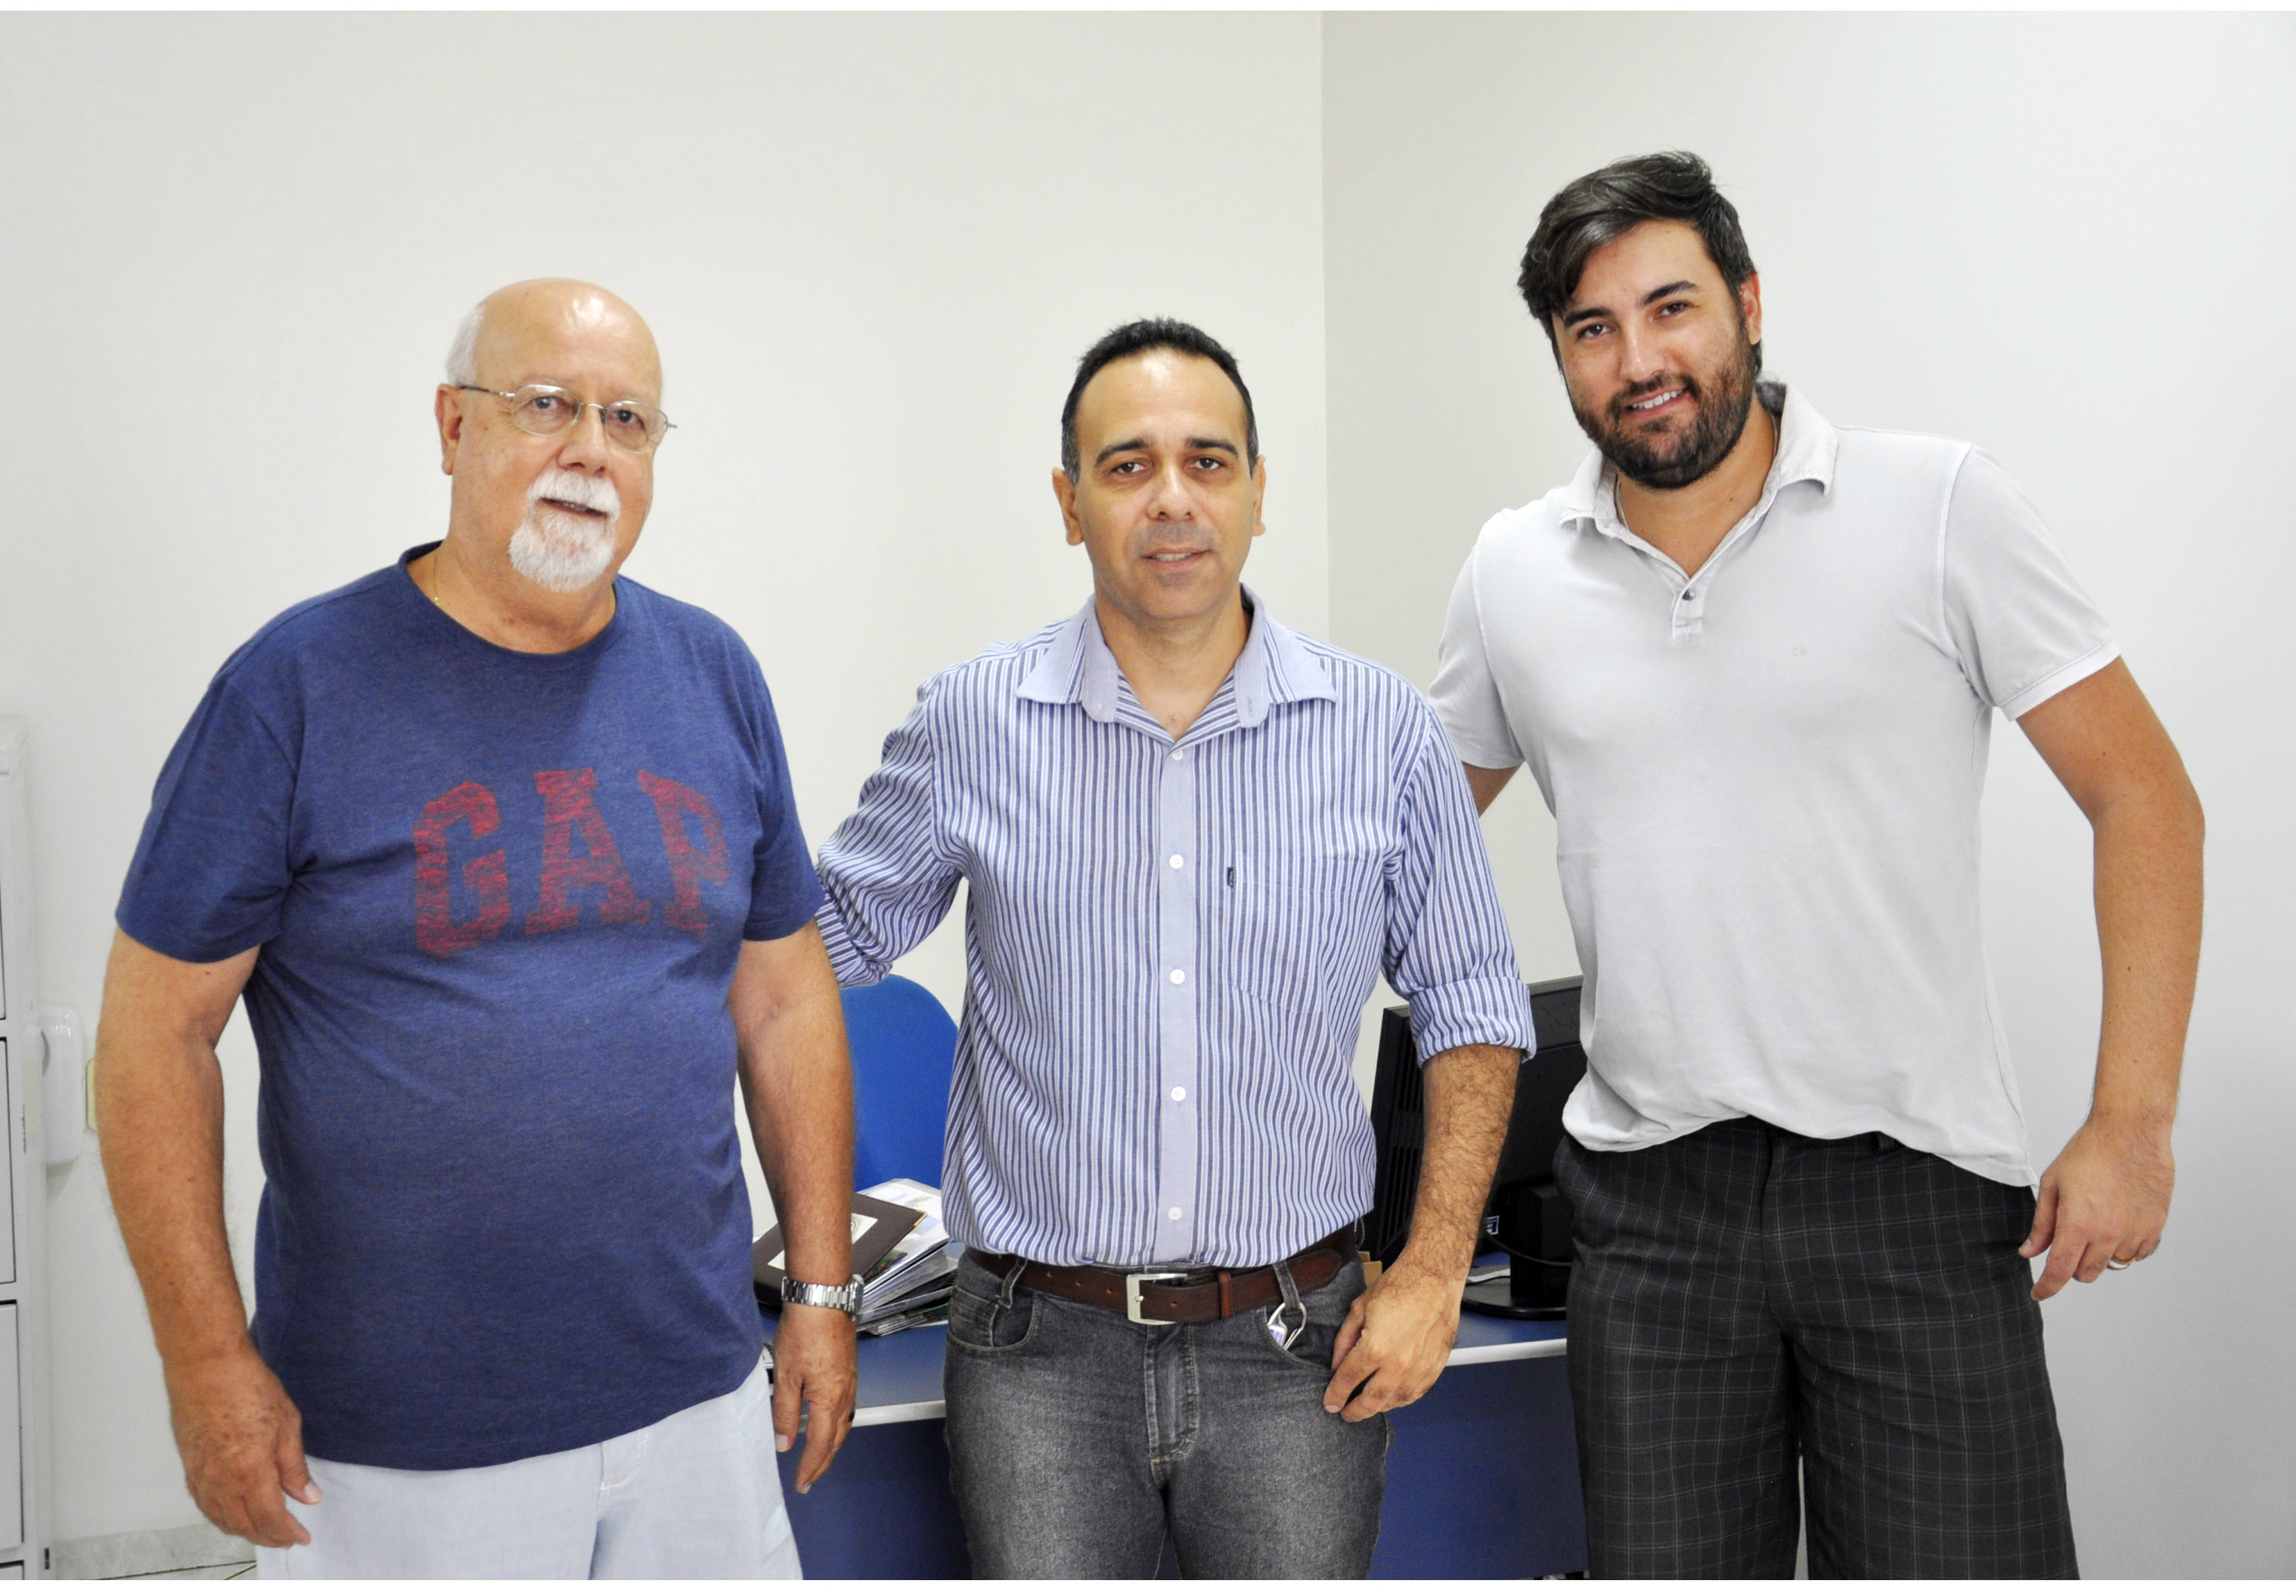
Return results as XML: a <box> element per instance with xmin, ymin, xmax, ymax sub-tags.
<box><xmin>840</xmin><ymin>975</ymin><xmax>958</xmax><ymax>1190</ymax></box>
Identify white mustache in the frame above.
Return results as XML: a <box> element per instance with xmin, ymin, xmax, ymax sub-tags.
<box><xmin>528</xmin><ymin>468</ymin><xmax>621</xmax><ymax>519</ymax></box>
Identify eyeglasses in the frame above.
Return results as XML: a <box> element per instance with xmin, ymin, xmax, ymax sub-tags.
<box><xmin>455</xmin><ymin>383</ymin><xmax>675</xmax><ymax>453</ymax></box>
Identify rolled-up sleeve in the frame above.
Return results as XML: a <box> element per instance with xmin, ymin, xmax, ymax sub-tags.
<box><xmin>814</xmin><ymin>683</ymin><xmax>964</xmax><ymax>987</ymax></box>
<box><xmin>1382</xmin><ymin>707</ymin><xmax>1534</xmax><ymax>1062</ymax></box>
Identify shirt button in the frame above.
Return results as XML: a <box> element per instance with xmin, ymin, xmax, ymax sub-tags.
<box><xmin>1169</xmin><ymin>969</ymin><xmax>1186</xmax><ymax>984</ymax></box>
<box><xmin>1168</xmin><ymin>854</ymin><xmax>1184</xmax><ymax>869</ymax></box>
<box><xmin>1168</xmin><ymin>1207</ymin><xmax>1184</xmax><ymax>1221</ymax></box>
<box><xmin>1171</xmin><ymin>1086</ymin><xmax>1187</xmax><ymax>1102</ymax></box>
<box><xmin>1171</xmin><ymin>749</ymin><xmax>1186</xmax><ymax>761</ymax></box>
<box><xmin>1683</xmin><ymin>590</ymin><xmax>1697</xmax><ymax>602</ymax></box>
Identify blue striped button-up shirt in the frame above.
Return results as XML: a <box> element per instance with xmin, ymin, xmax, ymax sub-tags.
<box><xmin>815</xmin><ymin>592</ymin><xmax>1531</xmax><ymax>1269</ymax></box>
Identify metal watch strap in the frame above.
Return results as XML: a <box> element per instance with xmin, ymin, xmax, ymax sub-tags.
<box><xmin>779</xmin><ymin>1273</ymin><xmax>864</xmax><ymax>1316</ymax></box>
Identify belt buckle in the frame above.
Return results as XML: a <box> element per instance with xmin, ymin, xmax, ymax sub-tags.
<box><xmin>1125</xmin><ymin>1270</ymin><xmax>1187</xmax><ymax>1325</ymax></box>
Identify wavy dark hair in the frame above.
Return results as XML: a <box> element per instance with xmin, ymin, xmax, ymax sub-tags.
<box><xmin>1518</xmin><ymin>151</ymin><xmax>1761</xmax><ymax>373</ymax></box>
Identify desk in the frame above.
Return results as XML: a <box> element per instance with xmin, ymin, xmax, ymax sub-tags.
<box><xmin>766</xmin><ymin>1308</ymin><xmax>1585</xmax><ymax>1578</ymax></box>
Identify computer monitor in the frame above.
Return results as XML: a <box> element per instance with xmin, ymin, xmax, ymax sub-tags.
<box><xmin>1366</xmin><ymin>977</ymin><xmax>1586</xmax><ymax>1319</ymax></box>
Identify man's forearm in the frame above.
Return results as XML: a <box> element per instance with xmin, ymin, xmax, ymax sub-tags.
<box><xmin>743</xmin><ymin>1003</ymin><xmax>855</xmax><ymax>1285</ymax></box>
<box><xmin>100</xmin><ymin>1037</ymin><xmax>248</xmax><ymax>1363</ymax></box>
<box><xmin>734</xmin><ymin>937</ymin><xmax>858</xmax><ymax>1288</ymax></box>
<box><xmin>96</xmin><ymin>939</ymin><xmax>261</xmax><ymax>1370</ymax></box>
<box><xmin>2088</xmin><ymin>785</ymin><xmax>2203</xmax><ymax>1130</ymax></box>
<box><xmin>1395</xmin><ymin>1042</ymin><xmax>1520</xmax><ymax>1279</ymax></box>
<box><xmin>2015</xmin><ymin>660</ymin><xmax>2203</xmax><ymax>1139</ymax></box>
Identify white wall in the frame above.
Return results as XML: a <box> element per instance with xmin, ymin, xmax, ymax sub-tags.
<box><xmin>5</xmin><ymin>10</ymin><xmax>2289</xmax><ymax>1575</ymax></box>
<box><xmin>0</xmin><ymin>12</ymin><xmax>1327</xmax><ymax>1541</ymax></box>
<box><xmin>1323</xmin><ymin>13</ymin><xmax>2296</xmax><ymax>1578</ymax></box>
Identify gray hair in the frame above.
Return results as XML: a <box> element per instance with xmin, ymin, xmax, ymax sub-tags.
<box><xmin>444</xmin><ymin>299</ymin><xmax>486</xmax><ymax>386</ymax></box>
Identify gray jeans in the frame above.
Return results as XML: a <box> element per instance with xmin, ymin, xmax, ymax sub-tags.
<box><xmin>942</xmin><ymin>1247</ymin><xmax>1390</xmax><ymax>1578</ymax></box>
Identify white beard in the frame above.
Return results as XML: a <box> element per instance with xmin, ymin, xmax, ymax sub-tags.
<box><xmin>509</xmin><ymin>470</ymin><xmax>622</xmax><ymax>592</ymax></box>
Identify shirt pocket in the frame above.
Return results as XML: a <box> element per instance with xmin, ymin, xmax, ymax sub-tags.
<box><xmin>1222</xmin><ymin>846</ymin><xmax>1386</xmax><ymax>1027</ymax></box>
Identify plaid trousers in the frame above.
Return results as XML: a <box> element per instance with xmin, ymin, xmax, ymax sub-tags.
<box><xmin>1554</xmin><ymin>1117</ymin><xmax>2078</xmax><ymax>1578</ymax></box>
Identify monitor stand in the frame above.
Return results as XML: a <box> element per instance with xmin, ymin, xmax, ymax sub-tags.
<box><xmin>1461</xmin><ymin>1266</ymin><xmax>1568</xmax><ymax>1319</ymax></box>
<box><xmin>1460</xmin><ymin>1179</ymin><xmax>1570</xmax><ymax>1320</ymax></box>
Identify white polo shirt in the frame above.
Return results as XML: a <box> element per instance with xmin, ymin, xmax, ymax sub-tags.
<box><xmin>1433</xmin><ymin>383</ymin><xmax>2118</xmax><ymax>1185</ymax></box>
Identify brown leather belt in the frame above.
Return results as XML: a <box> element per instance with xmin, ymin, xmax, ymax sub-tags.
<box><xmin>969</xmin><ymin>1226</ymin><xmax>1357</xmax><ymax>1326</ymax></box>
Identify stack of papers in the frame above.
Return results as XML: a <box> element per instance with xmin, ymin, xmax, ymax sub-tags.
<box><xmin>856</xmin><ymin>1177</ymin><xmax>960</xmax><ymax>1337</ymax></box>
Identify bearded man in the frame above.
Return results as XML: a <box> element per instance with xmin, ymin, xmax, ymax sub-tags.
<box><xmin>98</xmin><ymin>279</ymin><xmax>858</xmax><ymax>1577</ymax></box>
<box><xmin>1432</xmin><ymin>154</ymin><xmax>2203</xmax><ymax>1577</ymax></box>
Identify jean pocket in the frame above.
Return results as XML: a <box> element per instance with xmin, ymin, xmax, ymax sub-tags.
<box><xmin>946</xmin><ymin>1278</ymin><xmax>1040</xmax><ymax>1355</ymax></box>
<box><xmin>1264</xmin><ymin>1259</ymin><xmax>1365</xmax><ymax>1375</ymax></box>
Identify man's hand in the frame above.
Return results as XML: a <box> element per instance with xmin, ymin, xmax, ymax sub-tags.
<box><xmin>771</xmin><ymin>1304</ymin><xmax>858</xmax><ymax>1492</ymax></box>
<box><xmin>1321</xmin><ymin>1257</ymin><xmax>1463</xmax><ymax>1422</ymax></box>
<box><xmin>164</xmin><ymin>1344</ymin><xmax>317</xmax><ymax>1548</ymax></box>
<box><xmin>2023</xmin><ymin>1113</ymin><xmax>2175</xmax><ymax>1300</ymax></box>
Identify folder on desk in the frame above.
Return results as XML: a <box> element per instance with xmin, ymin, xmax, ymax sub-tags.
<box><xmin>851</xmin><ymin>1179</ymin><xmax>960</xmax><ymax>1334</ymax></box>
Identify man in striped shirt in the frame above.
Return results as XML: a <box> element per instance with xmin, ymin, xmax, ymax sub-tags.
<box><xmin>814</xmin><ymin>319</ymin><xmax>1533</xmax><ymax>1577</ymax></box>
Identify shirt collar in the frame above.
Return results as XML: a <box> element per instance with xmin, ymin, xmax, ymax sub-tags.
<box><xmin>1016</xmin><ymin>584</ymin><xmax>1336</xmax><ymax>730</ymax></box>
<box><xmin>1559</xmin><ymin>379</ymin><xmax>1840</xmax><ymax>539</ymax></box>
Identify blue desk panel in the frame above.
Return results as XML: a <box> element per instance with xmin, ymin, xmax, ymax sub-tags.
<box><xmin>777</xmin><ymin>1417</ymin><xmax>973</xmax><ymax>1578</ymax></box>
<box><xmin>1371</xmin><ymin>1350</ymin><xmax>1584</xmax><ymax>1577</ymax></box>
<box><xmin>766</xmin><ymin>1313</ymin><xmax>1584</xmax><ymax>1578</ymax></box>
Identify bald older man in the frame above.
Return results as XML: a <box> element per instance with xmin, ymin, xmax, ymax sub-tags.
<box><xmin>98</xmin><ymin>280</ymin><xmax>857</xmax><ymax>1578</ymax></box>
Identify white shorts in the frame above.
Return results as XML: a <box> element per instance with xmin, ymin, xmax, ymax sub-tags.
<box><xmin>257</xmin><ymin>1355</ymin><xmax>801</xmax><ymax>1579</ymax></box>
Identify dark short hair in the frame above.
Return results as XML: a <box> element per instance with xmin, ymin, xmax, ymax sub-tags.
<box><xmin>1518</xmin><ymin>151</ymin><xmax>1760</xmax><ymax>369</ymax></box>
<box><xmin>1060</xmin><ymin>318</ymin><xmax>1258</xmax><ymax>481</ymax></box>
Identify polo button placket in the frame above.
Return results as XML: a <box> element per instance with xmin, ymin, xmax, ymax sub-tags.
<box><xmin>1664</xmin><ymin>478</ymin><xmax>1796</xmax><ymax>647</ymax></box>
<box><xmin>1672</xmin><ymin>581</ymin><xmax>1708</xmax><ymax>647</ymax></box>
<box><xmin>1597</xmin><ymin>479</ymin><xmax>1720</xmax><ymax>650</ymax></box>
<box><xmin>1600</xmin><ymin>460</ymin><xmax>1796</xmax><ymax>650</ymax></box>
<box><xmin>1153</xmin><ymin>730</ymin><xmax>1200</xmax><ymax>1261</ymax></box>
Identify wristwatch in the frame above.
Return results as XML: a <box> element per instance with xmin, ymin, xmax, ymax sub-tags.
<box><xmin>780</xmin><ymin>1273</ymin><xmax>865</xmax><ymax>1318</ymax></box>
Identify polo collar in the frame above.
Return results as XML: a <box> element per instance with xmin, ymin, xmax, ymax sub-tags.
<box><xmin>1559</xmin><ymin>379</ymin><xmax>1840</xmax><ymax>540</ymax></box>
<box><xmin>1016</xmin><ymin>585</ymin><xmax>1336</xmax><ymax>730</ymax></box>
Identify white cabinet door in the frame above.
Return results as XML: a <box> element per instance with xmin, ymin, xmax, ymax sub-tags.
<box><xmin>0</xmin><ymin>1043</ymin><xmax>12</xmax><ymax>1287</ymax></box>
<box><xmin>0</xmin><ymin>1043</ymin><xmax>13</xmax><ymax>1287</ymax></box>
<box><xmin>0</xmin><ymin>1305</ymin><xmax>19</xmax><ymax>1552</ymax></box>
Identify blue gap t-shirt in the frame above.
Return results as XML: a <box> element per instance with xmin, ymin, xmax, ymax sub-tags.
<box><xmin>116</xmin><ymin>547</ymin><xmax>823</xmax><ymax>1470</ymax></box>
